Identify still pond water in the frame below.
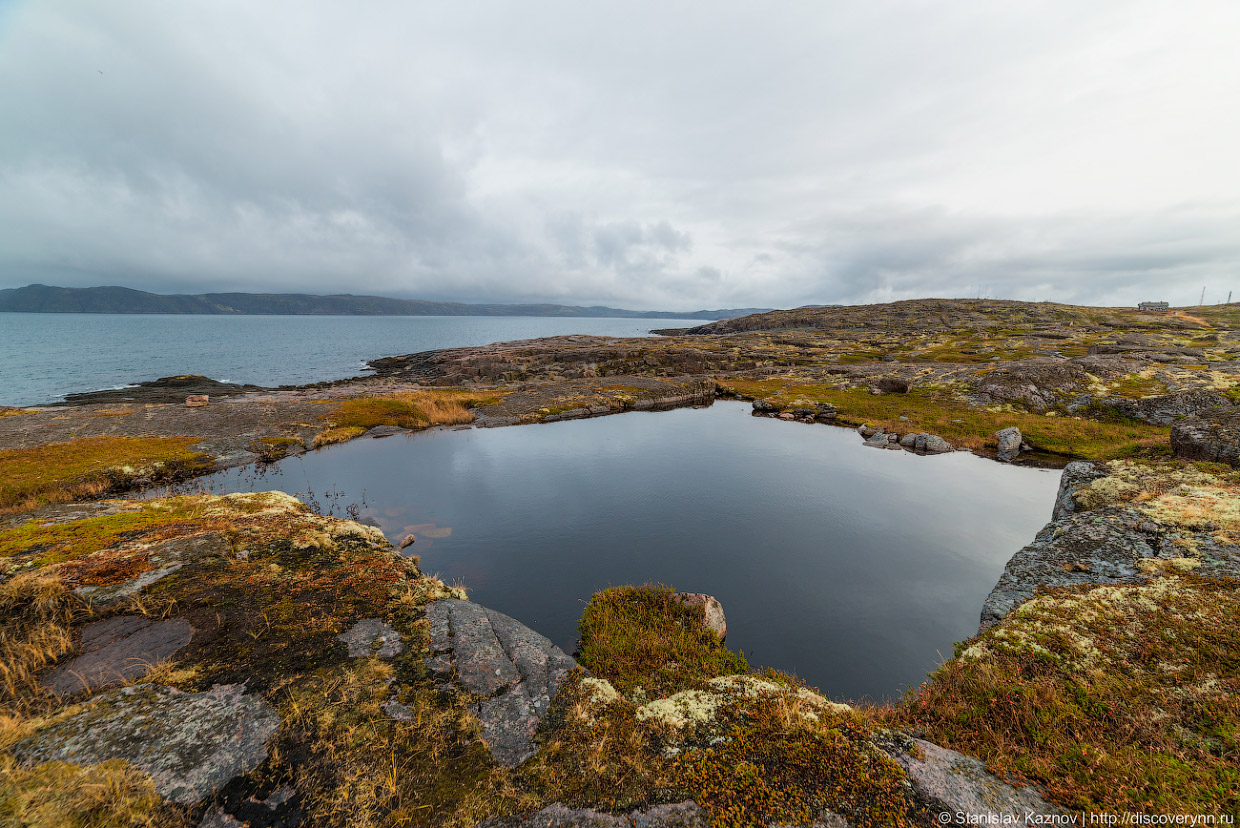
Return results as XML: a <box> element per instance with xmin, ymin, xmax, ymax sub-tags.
<box><xmin>188</xmin><ymin>401</ymin><xmax>1059</xmax><ymax>701</ymax></box>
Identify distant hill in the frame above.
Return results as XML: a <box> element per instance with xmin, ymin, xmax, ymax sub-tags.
<box><xmin>0</xmin><ymin>284</ymin><xmax>771</xmax><ymax>321</ymax></box>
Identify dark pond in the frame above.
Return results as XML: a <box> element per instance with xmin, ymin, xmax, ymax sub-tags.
<box><xmin>183</xmin><ymin>401</ymin><xmax>1059</xmax><ymax>701</ymax></box>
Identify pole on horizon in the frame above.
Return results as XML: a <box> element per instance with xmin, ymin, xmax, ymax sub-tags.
<box><xmin>1200</xmin><ymin>286</ymin><xmax>1206</xmax><ymax>306</ymax></box>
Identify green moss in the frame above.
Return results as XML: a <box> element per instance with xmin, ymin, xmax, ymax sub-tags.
<box><xmin>576</xmin><ymin>585</ymin><xmax>748</xmax><ymax>698</ymax></box>
<box><xmin>0</xmin><ymin>437</ymin><xmax>211</xmax><ymax>515</ymax></box>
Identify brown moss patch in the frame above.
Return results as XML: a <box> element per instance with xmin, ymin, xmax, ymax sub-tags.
<box><xmin>315</xmin><ymin>390</ymin><xmax>502</xmax><ymax>447</ymax></box>
<box><xmin>890</xmin><ymin>575</ymin><xmax>1240</xmax><ymax>814</ymax></box>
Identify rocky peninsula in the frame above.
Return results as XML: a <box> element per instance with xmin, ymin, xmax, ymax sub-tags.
<box><xmin>1</xmin><ymin>298</ymin><xmax>1238</xmax><ymax>825</ymax></box>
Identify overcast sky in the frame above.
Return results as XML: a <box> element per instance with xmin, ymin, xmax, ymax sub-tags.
<box><xmin>1</xmin><ymin>1</ymin><xmax>1238</xmax><ymax>310</ymax></box>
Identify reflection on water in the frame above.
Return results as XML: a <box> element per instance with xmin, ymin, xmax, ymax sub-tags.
<box><xmin>178</xmin><ymin>402</ymin><xmax>1059</xmax><ymax>701</ymax></box>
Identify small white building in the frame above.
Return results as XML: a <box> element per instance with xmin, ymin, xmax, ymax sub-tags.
<box><xmin>1138</xmin><ymin>301</ymin><xmax>1169</xmax><ymax>311</ymax></box>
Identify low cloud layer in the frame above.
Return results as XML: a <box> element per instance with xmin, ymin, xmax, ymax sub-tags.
<box><xmin>1</xmin><ymin>1</ymin><xmax>1237</xmax><ymax>310</ymax></box>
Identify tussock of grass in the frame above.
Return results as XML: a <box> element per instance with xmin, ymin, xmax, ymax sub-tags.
<box><xmin>719</xmin><ymin>380</ymin><xmax>1169</xmax><ymax>460</ymax></box>
<box><xmin>315</xmin><ymin>390</ymin><xmax>501</xmax><ymax>447</ymax></box>
<box><xmin>0</xmin><ymin>756</ymin><xmax>178</xmax><ymax>828</ymax></box>
<box><xmin>891</xmin><ymin>575</ymin><xmax>1240</xmax><ymax>814</ymax></box>
<box><xmin>0</xmin><ymin>573</ymin><xmax>79</xmax><ymax>710</ymax></box>
<box><xmin>0</xmin><ymin>437</ymin><xmax>211</xmax><ymax>515</ymax></box>
<box><xmin>576</xmin><ymin>585</ymin><xmax>748</xmax><ymax>698</ymax></box>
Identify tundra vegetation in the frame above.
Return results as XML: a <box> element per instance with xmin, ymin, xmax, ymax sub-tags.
<box><xmin>1</xmin><ymin>299</ymin><xmax>1239</xmax><ymax>824</ymax></box>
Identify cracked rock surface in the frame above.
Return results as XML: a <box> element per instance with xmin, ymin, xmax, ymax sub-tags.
<box><xmin>14</xmin><ymin>683</ymin><xmax>280</xmax><ymax>805</ymax></box>
<box><xmin>42</xmin><ymin>614</ymin><xmax>193</xmax><ymax>695</ymax></box>
<box><xmin>426</xmin><ymin>598</ymin><xmax>576</xmax><ymax>766</ymax></box>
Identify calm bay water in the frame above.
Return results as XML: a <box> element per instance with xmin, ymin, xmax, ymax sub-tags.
<box><xmin>184</xmin><ymin>402</ymin><xmax>1058</xmax><ymax>702</ymax></box>
<box><xmin>0</xmin><ymin>313</ymin><xmax>702</xmax><ymax>406</ymax></box>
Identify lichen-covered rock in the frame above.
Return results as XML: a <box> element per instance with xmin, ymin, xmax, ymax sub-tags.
<box><xmin>994</xmin><ymin>427</ymin><xmax>1022</xmax><ymax>462</ymax></box>
<box><xmin>981</xmin><ymin>461</ymin><xmax>1240</xmax><ymax>629</ymax></box>
<box><xmin>1171</xmin><ymin>406</ymin><xmax>1240</xmax><ymax>466</ymax></box>
<box><xmin>426</xmin><ymin>599</ymin><xmax>576</xmax><ymax>766</ymax></box>
<box><xmin>1100</xmin><ymin>389</ymin><xmax>1231</xmax><ymax>425</ymax></box>
<box><xmin>336</xmin><ymin>618</ymin><xmax>403</xmax><ymax>658</ymax></box>
<box><xmin>1051</xmin><ymin>460</ymin><xmax>1106</xmax><ymax>521</ymax></box>
<box><xmin>880</xmin><ymin>736</ymin><xmax>1067</xmax><ymax>824</ymax></box>
<box><xmin>75</xmin><ymin>532</ymin><xmax>230</xmax><ymax>605</ymax></box>
<box><xmin>42</xmin><ymin>615</ymin><xmax>193</xmax><ymax>695</ymax></box>
<box><xmin>14</xmin><ymin>683</ymin><xmax>280</xmax><ymax>805</ymax></box>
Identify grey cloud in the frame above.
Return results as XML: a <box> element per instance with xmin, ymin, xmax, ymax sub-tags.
<box><xmin>0</xmin><ymin>1</ymin><xmax>1238</xmax><ymax>309</ymax></box>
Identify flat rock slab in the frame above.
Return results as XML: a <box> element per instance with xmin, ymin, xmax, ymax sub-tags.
<box><xmin>337</xmin><ymin>618</ymin><xmax>404</xmax><ymax>658</ymax></box>
<box><xmin>15</xmin><ymin>683</ymin><xmax>280</xmax><ymax>805</ymax></box>
<box><xmin>882</xmin><ymin>736</ymin><xmax>1066</xmax><ymax>824</ymax></box>
<box><xmin>481</xmin><ymin>801</ymin><xmax>708</xmax><ymax>827</ymax></box>
<box><xmin>426</xmin><ymin>599</ymin><xmax>576</xmax><ymax>766</ymax></box>
<box><xmin>42</xmin><ymin>615</ymin><xmax>193</xmax><ymax>695</ymax></box>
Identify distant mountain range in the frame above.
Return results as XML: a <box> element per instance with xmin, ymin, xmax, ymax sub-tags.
<box><xmin>0</xmin><ymin>284</ymin><xmax>771</xmax><ymax>320</ymax></box>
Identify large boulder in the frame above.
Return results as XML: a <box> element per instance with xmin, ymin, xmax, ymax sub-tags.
<box><xmin>975</xmin><ymin>363</ymin><xmax>1091</xmax><ymax>412</ymax></box>
<box><xmin>1100</xmin><ymin>389</ymin><xmax>1231</xmax><ymax>426</ymax></box>
<box><xmin>1051</xmin><ymin>460</ymin><xmax>1106</xmax><ymax>521</ymax></box>
<box><xmin>425</xmin><ymin>599</ymin><xmax>577</xmax><ymax>766</ymax></box>
<box><xmin>1171</xmin><ymin>406</ymin><xmax>1240</xmax><ymax>466</ymax></box>
<box><xmin>994</xmin><ymin>427</ymin><xmax>1023</xmax><ymax>463</ymax></box>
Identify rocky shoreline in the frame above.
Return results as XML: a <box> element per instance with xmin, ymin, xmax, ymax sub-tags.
<box><xmin>2</xmin><ymin>298</ymin><xmax>1239</xmax><ymax>824</ymax></box>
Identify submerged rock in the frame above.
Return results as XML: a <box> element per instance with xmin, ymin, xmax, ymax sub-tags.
<box><xmin>15</xmin><ymin>683</ymin><xmax>280</xmax><ymax>805</ymax></box>
<box><xmin>425</xmin><ymin>599</ymin><xmax>576</xmax><ymax>766</ymax></box>
<box><xmin>42</xmin><ymin>615</ymin><xmax>193</xmax><ymax>695</ymax></box>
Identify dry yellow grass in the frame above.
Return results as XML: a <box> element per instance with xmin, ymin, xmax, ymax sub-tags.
<box><xmin>315</xmin><ymin>390</ymin><xmax>502</xmax><ymax>447</ymax></box>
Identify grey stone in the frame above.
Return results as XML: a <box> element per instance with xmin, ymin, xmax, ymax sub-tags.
<box><xmin>674</xmin><ymin>592</ymin><xmax>727</xmax><ymax>640</ymax></box>
<box><xmin>1100</xmin><ymin>389</ymin><xmax>1231</xmax><ymax>426</ymax></box>
<box><xmin>882</xmin><ymin>736</ymin><xmax>1067</xmax><ymax>824</ymax></box>
<box><xmin>367</xmin><ymin>425</ymin><xmax>410</xmax><ymax>438</ymax></box>
<box><xmin>425</xmin><ymin>599</ymin><xmax>576</xmax><ymax>766</ymax></box>
<box><xmin>382</xmin><ymin>699</ymin><xmax>417</xmax><ymax>721</ymax></box>
<box><xmin>15</xmin><ymin>683</ymin><xmax>280</xmax><ymax>805</ymax></box>
<box><xmin>42</xmin><ymin>616</ymin><xmax>193</xmax><ymax>695</ymax></box>
<box><xmin>337</xmin><ymin>618</ymin><xmax>403</xmax><ymax>658</ymax></box>
<box><xmin>995</xmin><ymin>427</ymin><xmax>1022</xmax><ymax>462</ymax></box>
<box><xmin>899</xmin><ymin>433</ymin><xmax>918</xmax><ymax>448</ymax></box>
<box><xmin>1051</xmin><ymin>461</ymin><xmax>1106</xmax><ymax>521</ymax></box>
<box><xmin>864</xmin><ymin>431</ymin><xmax>890</xmax><ymax>448</ymax></box>
<box><xmin>921</xmin><ymin>434</ymin><xmax>953</xmax><ymax>454</ymax></box>
<box><xmin>979</xmin><ymin>509</ymin><xmax>1154</xmax><ymax>629</ymax></box>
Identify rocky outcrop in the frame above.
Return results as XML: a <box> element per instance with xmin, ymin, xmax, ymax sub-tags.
<box><xmin>1098</xmin><ymin>389</ymin><xmax>1231</xmax><ymax>425</ymax></box>
<box><xmin>1171</xmin><ymin>406</ymin><xmax>1240</xmax><ymax>466</ymax></box>
<box><xmin>994</xmin><ymin>427</ymin><xmax>1022</xmax><ymax>462</ymax></box>
<box><xmin>975</xmin><ymin>363</ymin><xmax>1092</xmax><ymax>412</ymax></box>
<box><xmin>1051</xmin><ymin>460</ymin><xmax>1106</xmax><ymax>520</ymax></box>
<box><xmin>981</xmin><ymin>462</ymin><xmax>1240</xmax><ymax>630</ymax></box>
<box><xmin>42</xmin><ymin>615</ymin><xmax>193</xmax><ymax>695</ymax></box>
<box><xmin>74</xmin><ymin>532</ymin><xmax>230</xmax><ymax>605</ymax></box>
<box><xmin>879</xmin><ymin>735</ymin><xmax>1067</xmax><ymax>824</ymax></box>
<box><xmin>14</xmin><ymin>683</ymin><xmax>280</xmax><ymax>805</ymax></box>
<box><xmin>425</xmin><ymin>599</ymin><xmax>577</xmax><ymax>766</ymax></box>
